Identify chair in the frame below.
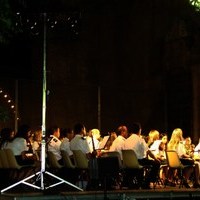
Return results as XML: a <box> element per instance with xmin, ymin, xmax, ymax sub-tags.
<box><xmin>166</xmin><ymin>150</ymin><xmax>193</xmax><ymax>188</ymax></box>
<box><xmin>121</xmin><ymin>150</ymin><xmax>144</xmax><ymax>189</ymax></box>
<box><xmin>47</xmin><ymin>151</ymin><xmax>64</xmax><ymax>169</ymax></box>
<box><xmin>99</xmin><ymin>151</ymin><xmax>123</xmax><ymax>189</ymax></box>
<box><xmin>101</xmin><ymin>151</ymin><xmax>123</xmax><ymax>168</ymax></box>
<box><xmin>72</xmin><ymin>150</ymin><xmax>89</xmax><ymax>169</ymax></box>
<box><xmin>47</xmin><ymin>151</ymin><xmax>68</xmax><ymax>185</ymax></box>
<box><xmin>0</xmin><ymin>149</ymin><xmax>9</xmax><ymax>168</ymax></box>
<box><xmin>72</xmin><ymin>150</ymin><xmax>89</xmax><ymax>190</ymax></box>
<box><xmin>60</xmin><ymin>150</ymin><xmax>75</xmax><ymax>169</ymax></box>
<box><xmin>3</xmin><ymin>148</ymin><xmax>36</xmax><ymax>182</ymax></box>
<box><xmin>4</xmin><ymin>149</ymin><xmax>26</xmax><ymax>170</ymax></box>
<box><xmin>61</xmin><ymin>150</ymin><xmax>78</xmax><ymax>184</ymax></box>
<box><xmin>0</xmin><ymin>149</ymin><xmax>10</xmax><ymax>187</ymax></box>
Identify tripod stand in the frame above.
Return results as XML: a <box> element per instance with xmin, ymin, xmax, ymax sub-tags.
<box><xmin>1</xmin><ymin>13</ymin><xmax>83</xmax><ymax>193</ymax></box>
<box><xmin>1</xmin><ymin>139</ymin><xmax>83</xmax><ymax>193</ymax></box>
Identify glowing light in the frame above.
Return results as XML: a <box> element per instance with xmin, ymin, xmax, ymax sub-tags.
<box><xmin>0</xmin><ymin>87</ymin><xmax>16</xmax><ymax>114</ymax></box>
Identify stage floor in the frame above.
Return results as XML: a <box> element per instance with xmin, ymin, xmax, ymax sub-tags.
<box><xmin>1</xmin><ymin>184</ymin><xmax>200</xmax><ymax>200</ymax></box>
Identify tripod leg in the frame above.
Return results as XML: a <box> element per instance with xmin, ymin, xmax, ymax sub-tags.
<box><xmin>1</xmin><ymin>170</ymin><xmax>83</xmax><ymax>193</ymax></box>
<box><xmin>44</xmin><ymin>171</ymin><xmax>83</xmax><ymax>191</ymax></box>
<box><xmin>1</xmin><ymin>171</ymin><xmax>41</xmax><ymax>193</ymax></box>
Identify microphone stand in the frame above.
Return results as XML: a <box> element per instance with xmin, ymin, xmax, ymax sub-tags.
<box><xmin>1</xmin><ymin>13</ymin><xmax>83</xmax><ymax>193</ymax></box>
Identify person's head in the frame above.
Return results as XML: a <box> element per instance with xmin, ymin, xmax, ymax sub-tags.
<box><xmin>168</xmin><ymin>128</ymin><xmax>183</xmax><ymax>150</ymax></box>
<box><xmin>171</xmin><ymin>128</ymin><xmax>183</xmax><ymax>142</ymax></box>
<box><xmin>148</xmin><ymin>129</ymin><xmax>160</xmax><ymax>141</ymax></box>
<box><xmin>0</xmin><ymin>127</ymin><xmax>15</xmax><ymax>141</ymax></box>
<box><xmin>16</xmin><ymin>124</ymin><xmax>31</xmax><ymax>139</ymax></box>
<box><xmin>160</xmin><ymin>133</ymin><xmax>168</xmax><ymax>144</ymax></box>
<box><xmin>48</xmin><ymin>126</ymin><xmax>60</xmax><ymax>139</ymax></box>
<box><xmin>185</xmin><ymin>137</ymin><xmax>192</xmax><ymax>145</ymax></box>
<box><xmin>159</xmin><ymin>142</ymin><xmax>166</xmax><ymax>151</ymax></box>
<box><xmin>33</xmin><ymin>128</ymin><xmax>42</xmax><ymax>142</ymax></box>
<box><xmin>91</xmin><ymin>129</ymin><xmax>101</xmax><ymax>140</ymax></box>
<box><xmin>116</xmin><ymin>125</ymin><xmax>128</xmax><ymax>138</ymax></box>
<box><xmin>61</xmin><ymin>128</ymin><xmax>74</xmax><ymax>141</ymax></box>
<box><xmin>73</xmin><ymin>123</ymin><xmax>86</xmax><ymax>136</ymax></box>
<box><xmin>129</xmin><ymin>122</ymin><xmax>142</xmax><ymax>135</ymax></box>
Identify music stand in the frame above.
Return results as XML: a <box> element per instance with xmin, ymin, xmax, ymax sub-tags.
<box><xmin>1</xmin><ymin>13</ymin><xmax>83</xmax><ymax>193</ymax></box>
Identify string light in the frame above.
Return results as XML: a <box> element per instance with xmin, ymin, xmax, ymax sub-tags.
<box><xmin>0</xmin><ymin>88</ymin><xmax>16</xmax><ymax>115</ymax></box>
<box><xmin>14</xmin><ymin>11</ymin><xmax>81</xmax><ymax>38</ymax></box>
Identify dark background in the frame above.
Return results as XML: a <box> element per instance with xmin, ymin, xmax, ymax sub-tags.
<box><xmin>0</xmin><ymin>0</ymin><xmax>200</xmax><ymax>142</ymax></box>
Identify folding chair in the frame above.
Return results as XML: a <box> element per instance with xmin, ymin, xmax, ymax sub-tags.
<box><xmin>166</xmin><ymin>150</ymin><xmax>193</xmax><ymax>188</ymax></box>
<box><xmin>121</xmin><ymin>149</ymin><xmax>144</xmax><ymax>189</ymax></box>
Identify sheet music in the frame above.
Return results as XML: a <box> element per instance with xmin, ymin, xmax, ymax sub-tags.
<box><xmin>97</xmin><ymin>135</ymin><xmax>110</xmax><ymax>150</ymax></box>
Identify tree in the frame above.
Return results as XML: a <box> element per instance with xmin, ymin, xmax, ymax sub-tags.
<box><xmin>0</xmin><ymin>0</ymin><xmax>20</xmax><ymax>44</ymax></box>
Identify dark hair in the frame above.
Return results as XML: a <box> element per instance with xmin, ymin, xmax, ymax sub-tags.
<box><xmin>73</xmin><ymin>123</ymin><xmax>84</xmax><ymax>135</ymax></box>
<box><xmin>129</xmin><ymin>122</ymin><xmax>141</xmax><ymax>134</ymax></box>
<box><xmin>46</xmin><ymin>126</ymin><xmax>59</xmax><ymax>137</ymax></box>
<box><xmin>0</xmin><ymin>128</ymin><xmax>14</xmax><ymax>145</ymax></box>
<box><xmin>16</xmin><ymin>124</ymin><xmax>31</xmax><ymax>139</ymax></box>
<box><xmin>60</xmin><ymin>128</ymin><xmax>72</xmax><ymax>137</ymax></box>
<box><xmin>159</xmin><ymin>142</ymin><xmax>166</xmax><ymax>151</ymax></box>
<box><xmin>116</xmin><ymin>125</ymin><xmax>127</xmax><ymax>136</ymax></box>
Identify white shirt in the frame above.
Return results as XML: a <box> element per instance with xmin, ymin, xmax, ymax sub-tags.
<box><xmin>86</xmin><ymin>136</ymin><xmax>100</xmax><ymax>153</ymax></box>
<box><xmin>109</xmin><ymin>135</ymin><xmax>126</xmax><ymax>159</ymax></box>
<box><xmin>70</xmin><ymin>135</ymin><xmax>90</xmax><ymax>154</ymax></box>
<box><xmin>194</xmin><ymin>143</ymin><xmax>200</xmax><ymax>157</ymax></box>
<box><xmin>48</xmin><ymin>135</ymin><xmax>62</xmax><ymax>160</ymax></box>
<box><xmin>176</xmin><ymin>142</ymin><xmax>187</xmax><ymax>158</ymax></box>
<box><xmin>5</xmin><ymin>137</ymin><xmax>29</xmax><ymax>156</ymax></box>
<box><xmin>195</xmin><ymin>143</ymin><xmax>200</xmax><ymax>152</ymax></box>
<box><xmin>124</xmin><ymin>134</ymin><xmax>149</xmax><ymax>159</ymax></box>
<box><xmin>60</xmin><ymin>137</ymin><xmax>73</xmax><ymax>156</ymax></box>
<box><xmin>149</xmin><ymin>140</ymin><xmax>162</xmax><ymax>156</ymax></box>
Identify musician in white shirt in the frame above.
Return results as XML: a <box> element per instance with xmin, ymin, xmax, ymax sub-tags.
<box><xmin>109</xmin><ymin>125</ymin><xmax>128</xmax><ymax>160</ymax></box>
<box><xmin>70</xmin><ymin>123</ymin><xmax>91</xmax><ymax>159</ymax></box>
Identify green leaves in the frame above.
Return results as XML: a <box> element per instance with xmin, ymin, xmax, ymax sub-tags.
<box><xmin>0</xmin><ymin>0</ymin><xmax>19</xmax><ymax>44</ymax></box>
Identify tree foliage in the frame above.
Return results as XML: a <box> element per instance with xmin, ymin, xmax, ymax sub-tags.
<box><xmin>0</xmin><ymin>0</ymin><xmax>19</xmax><ymax>44</ymax></box>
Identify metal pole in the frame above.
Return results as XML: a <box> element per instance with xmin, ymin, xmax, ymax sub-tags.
<box><xmin>1</xmin><ymin>12</ymin><xmax>82</xmax><ymax>193</ymax></box>
<box><xmin>14</xmin><ymin>79</ymin><xmax>18</xmax><ymax>133</ymax></box>
<box><xmin>98</xmin><ymin>86</ymin><xmax>101</xmax><ymax>130</ymax></box>
<box><xmin>40</xmin><ymin>12</ymin><xmax>47</xmax><ymax>190</ymax></box>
